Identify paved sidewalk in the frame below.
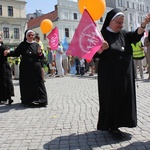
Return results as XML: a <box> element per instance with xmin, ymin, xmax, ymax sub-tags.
<box><xmin>0</xmin><ymin>72</ymin><xmax>150</xmax><ymax>150</ymax></box>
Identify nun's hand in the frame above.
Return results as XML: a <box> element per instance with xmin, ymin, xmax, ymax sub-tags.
<box><xmin>144</xmin><ymin>14</ymin><xmax>150</xmax><ymax>24</ymax></box>
<box><xmin>97</xmin><ymin>40</ymin><xmax>109</xmax><ymax>54</ymax></box>
<box><xmin>102</xmin><ymin>40</ymin><xmax>109</xmax><ymax>50</ymax></box>
<box><xmin>4</xmin><ymin>50</ymin><xmax>10</xmax><ymax>56</ymax></box>
<box><xmin>38</xmin><ymin>46</ymin><xmax>42</xmax><ymax>53</ymax></box>
<box><xmin>141</xmin><ymin>14</ymin><xmax>150</xmax><ymax>28</ymax></box>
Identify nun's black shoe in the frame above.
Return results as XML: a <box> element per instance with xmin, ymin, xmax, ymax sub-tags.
<box><xmin>8</xmin><ymin>99</ymin><xmax>14</xmax><ymax>105</ymax></box>
<box><xmin>39</xmin><ymin>103</ymin><xmax>47</xmax><ymax>107</ymax></box>
<box><xmin>108</xmin><ymin>128</ymin><xmax>121</xmax><ymax>134</ymax></box>
<box><xmin>108</xmin><ymin>128</ymin><xmax>125</xmax><ymax>138</ymax></box>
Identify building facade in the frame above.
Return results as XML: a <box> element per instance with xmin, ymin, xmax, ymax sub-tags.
<box><xmin>105</xmin><ymin>0</ymin><xmax>150</xmax><ymax>31</ymax></box>
<box><xmin>0</xmin><ymin>0</ymin><xmax>27</xmax><ymax>47</ymax></box>
<box><xmin>1</xmin><ymin>0</ymin><xmax>150</xmax><ymax>48</ymax></box>
<box><xmin>27</xmin><ymin>0</ymin><xmax>107</xmax><ymax>49</ymax></box>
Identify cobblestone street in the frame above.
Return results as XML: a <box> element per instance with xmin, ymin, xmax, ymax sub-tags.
<box><xmin>0</xmin><ymin>73</ymin><xmax>150</xmax><ymax>150</ymax></box>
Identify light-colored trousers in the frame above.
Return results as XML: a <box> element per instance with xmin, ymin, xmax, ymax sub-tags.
<box><xmin>55</xmin><ymin>59</ymin><xmax>64</xmax><ymax>76</ymax></box>
<box><xmin>134</xmin><ymin>59</ymin><xmax>143</xmax><ymax>79</ymax></box>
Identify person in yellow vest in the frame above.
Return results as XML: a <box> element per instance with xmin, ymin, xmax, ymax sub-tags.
<box><xmin>131</xmin><ymin>41</ymin><xmax>145</xmax><ymax>79</ymax></box>
<box><xmin>34</xmin><ymin>34</ymin><xmax>45</xmax><ymax>82</ymax></box>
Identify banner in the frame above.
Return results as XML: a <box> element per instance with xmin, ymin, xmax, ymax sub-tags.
<box><xmin>62</xmin><ymin>36</ymin><xmax>69</xmax><ymax>51</ymax></box>
<box><xmin>66</xmin><ymin>9</ymin><xmax>103</xmax><ymax>60</ymax></box>
<box><xmin>47</xmin><ymin>27</ymin><xmax>59</xmax><ymax>50</ymax></box>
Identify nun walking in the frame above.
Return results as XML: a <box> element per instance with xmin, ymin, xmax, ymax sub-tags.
<box><xmin>0</xmin><ymin>35</ymin><xmax>14</xmax><ymax>104</ymax></box>
<box><xmin>94</xmin><ymin>8</ymin><xmax>150</xmax><ymax>136</ymax></box>
<box><xmin>4</xmin><ymin>30</ymin><xmax>48</xmax><ymax>106</ymax></box>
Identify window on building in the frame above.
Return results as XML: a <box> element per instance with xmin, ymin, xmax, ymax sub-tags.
<box><xmin>140</xmin><ymin>5</ymin><xmax>142</xmax><ymax>11</ymax></box>
<box><xmin>14</xmin><ymin>28</ymin><xmax>19</xmax><ymax>39</ymax></box>
<box><xmin>120</xmin><ymin>0</ymin><xmax>123</xmax><ymax>7</ymax></box>
<box><xmin>3</xmin><ymin>27</ymin><xmax>9</xmax><ymax>38</ymax></box>
<box><xmin>100</xmin><ymin>17</ymin><xmax>103</xmax><ymax>22</ymax></box>
<box><xmin>73</xmin><ymin>13</ymin><xmax>78</xmax><ymax>20</ymax></box>
<box><xmin>65</xmin><ymin>28</ymin><xmax>69</xmax><ymax>37</ymax></box>
<box><xmin>117</xmin><ymin>0</ymin><xmax>120</xmax><ymax>6</ymax></box>
<box><xmin>132</xmin><ymin>3</ymin><xmax>134</xmax><ymax>9</ymax></box>
<box><xmin>8</xmin><ymin>6</ymin><xmax>13</xmax><ymax>16</ymax></box>
<box><xmin>147</xmin><ymin>6</ymin><xmax>149</xmax><ymax>12</ymax></box>
<box><xmin>0</xmin><ymin>5</ymin><xmax>2</xmax><ymax>15</ymax></box>
<box><xmin>64</xmin><ymin>11</ymin><xmax>69</xmax><ymax>19</ymax></box>
<box><xmin>43</xmin><ymin>34</ymin><xmax>46</xmax><ymax>40</ymax></box>
<box><xmin>138</xmin><ymin>16</ymin><xmax>140</xmax><ymax>22</ymax></box>
<box><xmin>118</xmin><ymin>0</ymin><xmax>123</xmax><ymax>7</ymax></box>
<box><xmin>130</xmin><ymin>14</ymin><xmax>132</xmax><ymax>21</ymax></box>
<box><xmin>137</xmin><ymin>4</ymin><xmax>139</xmax><ymax>10</ymax></box>
<box><xmin>127</xmin><ymin>1</ymin><xmax>129</xmax><ymax>8</ymax></box>
<box><xmin>141</xmin><ymin>16</ymin><xmax>143</xmax><ymax>22</ymax></box>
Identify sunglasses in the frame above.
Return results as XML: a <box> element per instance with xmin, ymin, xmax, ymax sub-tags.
<box><xmin>113</xmin><ymin>20</ymin><xmax>124</xmax><ymax>25</ymax></box>
<box><xmin>28</xmin><ymin>34</ymin><xmax>34</xmax><ymax>37</ymax></box>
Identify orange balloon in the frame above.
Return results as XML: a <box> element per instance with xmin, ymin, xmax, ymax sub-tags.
<box><xmin>40</xmin><ymin>19</ymin><xmax>53</xmax><ymax>34</ymax></box>
<box><xmin>78</xmin><ymin>0</ymin><xmax>106</xmax><ymax>21</ymax></box>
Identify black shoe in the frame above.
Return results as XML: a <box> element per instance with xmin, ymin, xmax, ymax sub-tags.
<box><xmin>8</xmin><ymin>99</ymin><xmax>14</xmax><ymax>105</ymax></box>
<box><xmin>108</xmin><ymin>128</ymin><xmax>120</xmax><ymax>134</ymax></box>
<box><xmin>55</xmin><ymin>75</ymin><xmax>60</xmax><ymax>77</ymax></box>
<box><xmin>108</xmin><ymin>128</ymin><xmax>124</xmax><ymax>138</ymax></box>
<box><xmin>39</xmin><ymin>103</ymin><xmax>47</xmax><ymax>107</ymax></box>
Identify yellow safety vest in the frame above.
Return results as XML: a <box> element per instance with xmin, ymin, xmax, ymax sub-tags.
<box><xmin>131</xmin><ymin>41</ymin><xmax>145</xmax><ymax>59</ymax></box>
<box><xmin>38</xmin><ymin>41</ymin><xmax>44</xmax><ymax>54</ymax></box>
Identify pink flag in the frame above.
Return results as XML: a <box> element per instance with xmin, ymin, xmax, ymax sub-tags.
<box><xmin>66</xmin><ymin>9</ymin><xmax>103</xmax><ymax>60</ymax></box>
<box><xmin>47</xmin><ymin>27</ymin><xmax>59</xmax><ymax>50</ymax></box>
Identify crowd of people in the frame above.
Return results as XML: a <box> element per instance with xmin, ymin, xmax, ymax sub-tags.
<box><xmin>1</xmin><ymin>8</ymin><xmax>150</xmax><ymax>139</ymax></box>
<box><xmin>45</xmin><ymin>47</ymin><xmax>98</xmax><ymax>77</ymax></box>
<box><xmin>0</xmin><ymin>30</ymin><xmax>97</xmax><ymax>106</ymax></box>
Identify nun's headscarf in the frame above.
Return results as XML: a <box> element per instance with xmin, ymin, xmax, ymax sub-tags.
<box><xmin>23</xmin><ymin>29</ymin><xmax>35</xmax><ymax>42</ymax></box>
<box><xmin>101</xmin><ymin>8</ymin><xmax>124</xmax><ymax>31</ymax></box>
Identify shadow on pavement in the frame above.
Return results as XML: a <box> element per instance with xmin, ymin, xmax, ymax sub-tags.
<box><xmin>43</xmin><ymin>130</ymin><xmax>133</xmax><ymax>149</ymax></box>
<box><xmin>70</xmin><ymin>74</ymin><xmax>97</xmax><ymax>80</ymax></box>
<box><xmin>0</xmin><ymin>103</ymin><xmax>26</xmax><ymax>113</ymax></box>
<box><xmin>0</xmin><ymin>102</ymin><xmax>46</xmax><ymax>113</ymax></box>
<box><xmin>117</xmin><ymin>141</ymin><xmax>150</xmax><ymax>150</ymax></box>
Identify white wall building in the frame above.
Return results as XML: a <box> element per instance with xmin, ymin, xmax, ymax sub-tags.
<box><xmin>105</xmin><ymin>0</ymin><xmax>150</xmax><ymax>31</ymax></box>
<box><xmin>0</xmin><ymin>0</ymin><xmax>27</xmax><ymax>47</ymax></box>
<box><xmin>51</xmin><ymin>0</ymin><xmax>111</xmax><ymax>43</ymax></box>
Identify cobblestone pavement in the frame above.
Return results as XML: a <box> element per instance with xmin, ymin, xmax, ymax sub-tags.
<box><xmin>0</xmin><ymin>72</ymin><xmax>150</xmax><ymax>150</ymax></box>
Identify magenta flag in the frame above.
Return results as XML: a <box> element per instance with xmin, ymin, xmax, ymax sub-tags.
<box><xmin>66</xmin><ymin>9</ymin><xmax>103</xmax><ymax>60</ymax></box>
<box><xmin>47</xmin><ymin>27</ymin><xmax>59</xmax><ymax>50</ymax></box>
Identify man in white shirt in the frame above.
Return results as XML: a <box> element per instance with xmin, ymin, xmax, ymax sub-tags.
<box><xmin>55</xmin><ymin>43</ymin><xmax>64</xmax><ymax>77</ymax></box>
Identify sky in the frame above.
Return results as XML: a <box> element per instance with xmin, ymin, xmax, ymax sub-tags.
<box><xmin>26</xmin><ymin>0</ymin><xmax>58</xmax><ymax>14</ymax></box>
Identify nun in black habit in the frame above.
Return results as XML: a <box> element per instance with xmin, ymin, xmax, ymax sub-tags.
<box><xmin>94</xmin><ymin>8</ymin><xmax>150</xmax><ymax>134</ymax></box>
<box><xmin>0</xmin><ymin>36</ymin><xmax>14</xmax><ymax>104</ymax></box>
<box><xmin>4</xmin><ymin>30</ymin><xmax>48</xmax><ymax>106</ymax></box>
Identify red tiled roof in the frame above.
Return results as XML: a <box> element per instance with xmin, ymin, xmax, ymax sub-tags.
<box><xmin>27</xmin><ymin>10</ymin><xmax>58</xmax><ymax>29</ymax></box>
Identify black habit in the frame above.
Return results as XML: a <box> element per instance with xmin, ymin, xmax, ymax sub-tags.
<box><xmin>9</xmin><ymin>41</ymin><xmax>47</xmax><ymax>105</ymax></box>
<box><xmin>0</xmin><ymin>43</ymin><xmax>14</xmax><ymax>102</ymax></box>
<box><xmin>96</xmin><ymin>29</ymin><xmax>143</xmax><ymax>130</ymax></box>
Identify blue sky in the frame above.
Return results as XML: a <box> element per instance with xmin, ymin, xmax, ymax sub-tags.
<box><xmin>26</xmin><ymin>0</ymin><xmax>57</xmax><ymax>14</ymax></box>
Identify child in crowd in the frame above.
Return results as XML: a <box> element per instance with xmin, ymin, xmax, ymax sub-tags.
<box><xmin>51</xmin><ymin>59</ymin><xmax>56</xmax><ymax>76</ymax></box>
<box><xmin>79</xmin><ymin>58</ymin><xmax>85</xmax><ymax>75</ymax></box>
<box><xmin>69</xmin><ymin>56</ymin><xmax>76</xmax><ymax>75</ymax></box>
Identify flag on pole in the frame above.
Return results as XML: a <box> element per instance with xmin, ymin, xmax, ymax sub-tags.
<box><xmin>66</xmin><ymin>9</ymin><xmax>103</xmax><ymax>60</ymax></box>
<box><xmin>47</xmin><ymin>27</ymin><xmax>59</xmax><ymax>50</ymax></box>
<box><xmin>62</xmin><ymin>36</ymin><xmax>69</xmax><ymax>51</ymax></box>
